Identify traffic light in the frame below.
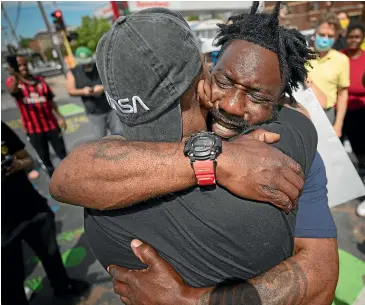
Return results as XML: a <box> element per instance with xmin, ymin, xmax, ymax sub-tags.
<box><xmin>51</xmin><ymin>10</ymin><xmax>66</xmax><ymax>32</ymax></box>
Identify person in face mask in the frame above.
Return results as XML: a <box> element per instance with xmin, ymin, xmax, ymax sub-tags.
<box><xmin>307</xmin><ymin>13</ymin><xmax>350</xmax><ymax>137</ymax></box>
<box><xmin>333</xmin><ymin>11</ymin><xmax>349</xmax><ymax>51</ymax></box>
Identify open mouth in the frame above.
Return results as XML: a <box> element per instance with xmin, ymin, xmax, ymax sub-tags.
<box><xmin>212</xmin><ymin>118</ymin><xmax>242</xmax><ymax>132</ymax></box>
<box><xmin>211</xmin><ymin>119</ymin><xmax>241</xmax><ymax>139</ymax></box>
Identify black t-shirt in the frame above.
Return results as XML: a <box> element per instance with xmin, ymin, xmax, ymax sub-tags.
<box><xmin>84</xmin><ymin>107</ymin><xmax>318</xmax><ymax>287</ymax></box>
<box><xmin>71</xmin><ymin>64</ymin><xmax>112</xmax><ymax>115</ymax></box>
<box><xmin>1</xmin><ymin>122</ymin><xmax>51</xmax><ymax>246</ymax></box>
<box><xmin>333</xmin><ymin>35</ymin><xmax>347</xmax><ymax>51</ymax></box>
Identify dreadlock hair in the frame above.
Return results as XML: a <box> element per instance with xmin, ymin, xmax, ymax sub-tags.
<box><xmin>214</xmin><ymin>1</ymin><xmax>316</xmax><ymax>100</ymax></box>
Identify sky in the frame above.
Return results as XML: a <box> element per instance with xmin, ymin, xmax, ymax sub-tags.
<box><xmin>1</xmin><ymin>1</ymin><xmax>110</xmax><ymax>45</ymax></box>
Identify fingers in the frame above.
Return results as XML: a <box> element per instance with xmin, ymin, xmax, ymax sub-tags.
<box><xmin>249</xmin><ymin>129</ymin><xmax>280</xmax><ymax>144</ymax></box>
<box><xmin>281</xmin><ymin>168</ymin><xmax>304</xmax><ymax>193</ymax></box>
<box><xmin>273</xmin><ymin>176</ymin><xmax>300</xmax><ymax>206</ymax></box>
<box><xmin>131</xmin><ymin>239</ymin><xmax>164</xmax><ymax>269</ymax></box>
<box><xmin>108</xmin><ymin>265</ymin><xmax>133</xmax><ymax>284</ymax></box>
<box><xmin>260</xmin><ymin>185</ymin><xmax>293</xmax><ymax>213</ymax></box>
<box><xmin>282</xmin><ymin>154</ymin><xmax>303</xmax><ymax>176</ymax></box>
<box><xmin>112</xmin><ymin>278</ymin><xmax>130</xmax><ymax>296</ymax></box>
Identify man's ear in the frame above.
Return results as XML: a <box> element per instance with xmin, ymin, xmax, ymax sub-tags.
<box><xmin>198</xmin><ymin>64</ymin><xmax>213</xmax><ymax>109</ymax></box>
<box><xmin>198</xmin><ymin>79</ymin><xmax>213</xmax><ymax>109</ymax></box>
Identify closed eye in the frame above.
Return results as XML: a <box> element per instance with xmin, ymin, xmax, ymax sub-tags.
<box><xmin>214</xmin><ymin>76</ymin><xmax>232</xmax><ymax>89</ymax></box>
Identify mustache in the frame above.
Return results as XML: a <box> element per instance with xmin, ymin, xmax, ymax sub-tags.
<box><xmin>210</xmin><ymin>108</ymin><xmax>250</xmax><ymax>130</ymax></box>
<box><xmin>209</xmin><ymin>105</ymin><xmax>281</xmax><ymax>132</ymax></box>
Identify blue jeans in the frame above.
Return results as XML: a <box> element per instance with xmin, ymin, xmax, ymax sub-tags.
<box><xmin>87</xmin><ymin>110</ymin><xmax>123</xmax><ymax>139</ymax></box>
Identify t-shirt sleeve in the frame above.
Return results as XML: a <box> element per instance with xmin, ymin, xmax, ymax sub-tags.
<box><xmin>337</xmin><ymin>55</ymin><xmax>350</xmax><ymax>89</ymax></box>
<box><xmin>295</xmin><ymin>152</ymin><xmax>337</xmax><ymax>238</ymax></box>
<box><xmin>1</xmin><ymin>122</ymin><xmax>25</xmax><ymax>154</ymax></box>
<box><xmin>258</xmin><ymin>107</ymin><xmax>318</xmax><ymax>176</ymax></box>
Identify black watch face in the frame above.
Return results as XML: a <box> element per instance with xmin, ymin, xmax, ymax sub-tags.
<box><xmin>192</xmin><ymin>136</ymin><xmax>215</xmax><ymax>159</ymax></box>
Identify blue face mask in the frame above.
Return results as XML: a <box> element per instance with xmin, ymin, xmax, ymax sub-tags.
<box><xmin>315</xmin><ymin>34</ymin><xmax>335</xmax><ymax>52</ymax></box>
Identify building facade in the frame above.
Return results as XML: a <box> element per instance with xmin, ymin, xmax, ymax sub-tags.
<box><xmin>265</xmin><ymin>1</ymin><xmax>365</xmax><ymax>30</ymax></box>
<box><xmin>93</xmin><ymin>1</ymin><xmax>261</xmax><ymax>22</ymax></box>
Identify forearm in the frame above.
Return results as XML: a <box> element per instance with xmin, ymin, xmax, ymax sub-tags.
<box><xmin>7</xmin><ymin>77</ymin><xmax>19</xmax><ymax>94</ymax></box>
<box><xmin>51</xmin><ymin>101</ymin><xmax>63</xmax><ymax>118</ymax></box>
<box><xmin>50</xmin><ymin>138</ymin><xmax>196</xmax><ymax>210</ymax></box>
<box><xmin>20</xmin><ymin>156</ymin><xmax>34</xmax><ymax>171</ymax></box>
<box><xmin>190</xmin><ymin>239</ymin><xmax>338</xmax><ymax>305</ymax></box>
<box><xmin>334</xmin><ymin>90</ymin><xmax>348</xmax><ymax>126</ymax></box>
<box><xmin>68</xmin><ymin>88</ymin><xmax>89</xmax><ymax>97</ymax></box>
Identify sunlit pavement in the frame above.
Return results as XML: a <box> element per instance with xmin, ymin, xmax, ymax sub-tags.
<box><xmin>1</xmin><ymin>76</ymin><xmax>364</xmax><ymax>304</ymax></box>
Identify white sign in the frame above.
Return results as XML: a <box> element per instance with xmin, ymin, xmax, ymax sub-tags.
<box><xmin>293</xmin><ymin>87</ymin><xmax>365</xmax><ymax>207</ymax></box>
<box><xmin>93</xmin><ymin>4</ymin><xmax>114</xmax><ymax>19</ymax></box>
<box><xmin>127</xmin><ymin>1</ymin><xmax>255</xmax><ymax>13</ymax></box>
<box><xmin>52</xmin><ymin>34</ymin><xmax>60</xmax><ymax>46</ymax></box>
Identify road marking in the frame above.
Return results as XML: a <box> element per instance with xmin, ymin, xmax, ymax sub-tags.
<box><xmin>332</xmin><ymin>249</ymin><xmax>365</xmax><ymax>305</ymax></box>
<box><xmin>59</xmin><ymin>103</ymin><xmax>85</xmax><ymax>117</ymax></box>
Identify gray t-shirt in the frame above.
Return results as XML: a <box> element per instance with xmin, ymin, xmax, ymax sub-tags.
<box><xmin>84</xmin><ymin>107</ymin><xmax>318</xmax><ymax>287</ymax></box>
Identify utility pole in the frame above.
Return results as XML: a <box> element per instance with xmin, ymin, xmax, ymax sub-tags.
<box><xmin>1</xmin><ymin>27</ymin><xmax>10</xmax><ymax>46</ymax></box>
<box><xmin>110</xmin><ymin>1</ymin><xmax>121</xmax><ymax>21</ymax></box>
<box><xmin>37</xmin><ymin>1</ymin><xmax>67</xmax><ymax>76</ymax></box>
<box><xmin>1</xmin><ymin>2</ymin><xmax>20</xmax><ymax>47</ymax></box>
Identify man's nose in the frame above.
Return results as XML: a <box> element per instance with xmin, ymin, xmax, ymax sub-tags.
<box><xmin>219</xmin><ymin>92</ymin><xmax>247</xmax><ymax>118</ymax></box>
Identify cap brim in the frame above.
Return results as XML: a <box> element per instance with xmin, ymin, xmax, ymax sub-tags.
<box><xmin>119</xmin><ymin>100</ymin><xmax>182</xmax><ymax>142</ymax></box>
<box><xmin>76</xmin><ymin>57</ymin><xmax>94</xmax><ymax>65</ymax></box>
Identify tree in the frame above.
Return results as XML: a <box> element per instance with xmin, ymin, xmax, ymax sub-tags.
<box><xmin>19</xmin><ymin>37</ymin><xmax>33</xmax><ymax>49</ymax></box>
<box><xmin>72</xmin><ymin>16</ymin><xmax>111</xmax><ymax>53</ymax></box>
<box><xmin>187</xmin><ymin>16</ymin><xmax>200</xmax><ymax>21</ymax></box>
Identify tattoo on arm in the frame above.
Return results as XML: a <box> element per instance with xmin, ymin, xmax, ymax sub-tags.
<box><xmin>92</xmin><ymin>139</ymin><xmax>182</xmax><ymax>162</ymax></box>
<box><xmin>93</xmin><ymin>140</ymin><xmax>131</xmax><ymax>161</ymax></box>
<box><xmin>197</xmin><ymin>259</ymin><xmax>308</xmax><ymax>305</ymax></box>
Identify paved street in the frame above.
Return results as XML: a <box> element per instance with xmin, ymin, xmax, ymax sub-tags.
<box><xmin>1</xmin><ymin>75</ymin><xmax>364</xmax><ymax>305</ymax></box>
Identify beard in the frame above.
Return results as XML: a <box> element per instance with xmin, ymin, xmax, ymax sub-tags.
<box><xmin>208</xmin><ymin>104</ymin><xmax>281</xmax><ymax>136</ymax></box>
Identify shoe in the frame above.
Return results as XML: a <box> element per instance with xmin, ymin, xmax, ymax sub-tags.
<box><xmin>356</xmin><ymin>200</ymin><xmax>365</xmax><ymax>218</ymax></box>
<box><xmin>54</xmin><ymin>278</ymin><xmax>90</xmax><ymax>298</ymax></box>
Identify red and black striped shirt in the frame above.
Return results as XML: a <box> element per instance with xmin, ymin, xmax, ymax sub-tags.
<box><xmin>6</xmin><ymin>76</ymin><xmax>59</xmax><ymax>134</ymax></box>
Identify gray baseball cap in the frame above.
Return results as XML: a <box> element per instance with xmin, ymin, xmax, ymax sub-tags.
<box><xmin>96</xmin><ymin>8</ymin><xmax>202</xmax><ymax>142</ymax></box>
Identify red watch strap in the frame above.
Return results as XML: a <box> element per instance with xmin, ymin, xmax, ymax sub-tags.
<box><xmin>192</xmin><ymin>160</ymin><xmax>216</xmax><ymax>186</ymax></box>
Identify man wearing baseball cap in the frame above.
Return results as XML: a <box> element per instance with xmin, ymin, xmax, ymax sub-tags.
<box><xmin>52</xmin><ymin>4</ymin><xmax>337</xmax><ymax>303</ymax></box>
<box><xmin>66</xmin><ymin>46</ymin><xmax>122</xmax><ymax>139</ymax></box>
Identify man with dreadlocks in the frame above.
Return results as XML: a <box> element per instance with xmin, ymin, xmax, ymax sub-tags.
<box><xmin>51</xmin><ymin>2</ymin><xmax>338</xmax><ymax>304</ymax></box>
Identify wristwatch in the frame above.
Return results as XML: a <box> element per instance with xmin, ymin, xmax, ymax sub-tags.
<box><xmin>184</xmin><ymin>131</ymin><xmax>222</xmax><ymax>186</ymax></box>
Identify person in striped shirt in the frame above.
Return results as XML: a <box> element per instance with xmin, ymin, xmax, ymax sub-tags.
<box><xmin>6</xmin><ymin>56</ymin><xmax>67</xmax><ymax>177</ymax></box>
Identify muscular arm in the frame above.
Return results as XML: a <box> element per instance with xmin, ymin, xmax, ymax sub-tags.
<box><xmin>50</xmin><ymin>106</ymin><xmax>315</xmax><ymax>210</ymax></box>
<box><xmin>50</xmin><ymin>138</ymin><xmax>196</xmax><ymax>210</ymax></box>
<box><xmin>191</xmin><ymin>238</ymin><xmax>338</xmax><ymax>305</ymax></box>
